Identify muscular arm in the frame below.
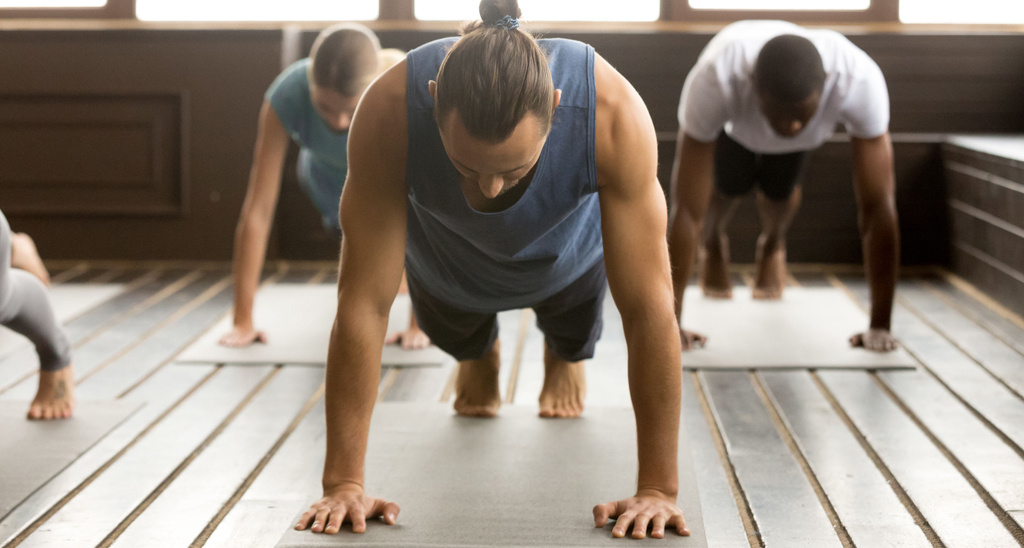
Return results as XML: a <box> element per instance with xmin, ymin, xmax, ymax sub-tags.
<box><xmin>592</xmin><ymin>54</ymin><xmax>687</xmax><ymax>539</ymax></box>
<box><xmin>297</xmin><ymin>62</ymin><xmax>409</xmax><ymax>534</ymax></box>
<box><xmin>225</xmin><ymin>102</ymin><xmax>289</xmax><ymax>344</ymax></box>
<box><xmin>667</xmin><ymin>132</ymin><xmax>716</xmax><ymax>348</ymax></box>
<box><xmin>850</xmin><ymin>132</ymin><xmax>900</xmax><ymax>350</ymax></box>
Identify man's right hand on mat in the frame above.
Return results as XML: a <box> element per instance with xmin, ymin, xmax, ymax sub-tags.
<box><xmin>678</xmin><ymin>328</ymin><xmax>708</xmax><ymax>351</ymax></box>
<box><xmin>593</xmin><ymin>489</ymin><xmax>690</xmax><ymax>539</ymax></box>
<box><xmin>295</xmin><ymin>485</ymin><xmax>400</xmax><ymax>534</ymax></box>
<box><xmin>218</xmin><ymin>325</ymin><xmax>268</xmax><ymax>347</ymax></box>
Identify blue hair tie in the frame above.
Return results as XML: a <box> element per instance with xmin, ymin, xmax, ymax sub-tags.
<box><xmin>490</xmin><ymin>14</ymin><xmax>520</xmax><ymax>30</ymax></box>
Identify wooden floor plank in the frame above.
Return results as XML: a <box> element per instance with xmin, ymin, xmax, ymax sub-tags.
<box><xmin>925</xmin><ymin>276</ymin><xmax>1024</xmax><ymax>357</ymax></box>
<box><xmin>877</xmin><ymin>368</ymin><xmax>1024</xmax><ymax>532</ymax></box>
<box><xmin>817</xmin><ymin>370</ymin><xmax>1020</xmax><ymax>547</ymax></box>
<box><xmin>0</xmin><ymin>272</ymin><xmax>231</xmax><ymax>400</ymax></box>
<box><xmin>760</xmin><ymin>371</ymin><xmax>932</xmax><ymax>548</ymax></box>
<box><xmin>200</xmin><ymin>398</ymin><xmax>327</xmax><ymax>548</ymax></box>
<box><xmin>17</xmin><ymin>366</ymin><xmax>274</xmax><ymax>548</ymax></box>
<box><xmin>110</xmin><ymin>367</ymin><xmax>324</xmax><ymax>548</ymax></box>
<box><xmin>700</xmin><ymin>371</ymin><xmax>841</xmax><ymax>547</ymax></box>
<box><xmin>681</xmin><ymin>374</ymin><xmax>750</xmax><ymax>548</ymax></box>
<box><xmin>899</xmin><ymin>281</ymin><xmax>1024</xmax><ymax>399</ymax></box>
<box><xmin>836</xmin><ymin>276</ymin><xmax>1024</xmax><ymax>454</ymax></box>
<box><xmin>0</xmin><ymin>364</ymin><xmax>215</xmax><ymax>547</ymax></box>
<box><xmin>61</xmin><ymin>275</ymin><xmax>237</xmax><ymax>400</ymax></box>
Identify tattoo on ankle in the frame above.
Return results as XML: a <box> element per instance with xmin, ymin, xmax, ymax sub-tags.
<box><xmin>55</xmin><ymin>380</ymin><xmax>67</xmax><ymax>400</ymax></box>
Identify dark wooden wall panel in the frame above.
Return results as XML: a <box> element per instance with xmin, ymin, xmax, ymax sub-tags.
<box><xmin>944</xmin><ymin>142</ymin><xmax>1024</xmax><ymax>316</ymax></box>
<box><xmin>0</xmin><ymin>93</ymin><xmax>185</xmax><ymax>215</ymax></box>
<box><xmin>2</xmin><ymin>27</ymin><xmax>1022</xmax><ymax>263</ymax></box>
<box><xmin>0</xmin><ymin>29</ymin><xmax>282</xmax><ymax>260</ymax></box>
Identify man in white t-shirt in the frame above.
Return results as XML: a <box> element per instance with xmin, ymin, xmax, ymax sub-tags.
<box><xmin>668</xmin><ymin>20</ymin><xmax>900</xmax><ymax>352</ymax></box>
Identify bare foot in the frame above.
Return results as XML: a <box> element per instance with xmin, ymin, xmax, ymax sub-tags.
<box><xmin>698</xmin><ymin>237</ymin><xmax>732</xmax><ymax>299</ymax></box>
<box><xmin>453</xmin><ymin>340</ymin><xmax>501</xmax><ymax>418</ymax></box>
<box><xmin>384</xmin><ymin>326</ymin><xmax>432</xmax><ymax>350</ymax></box>
<box><xmin>28</xmin><ymin>364</ymin><xmax>75</xmax><ymax>420</ymax></box>
<box><xmin>538</xmin><ymin>344</ymin><xmax>586</xmax><ymax>418</ymax></box>
<box><xmin>11</xmin><ymin>232</ymin><xmax>51</xmax><ymax>287</ymax></box>
<box><xmin>753</xmin><ymin>236</ymin><xmax>786</xmax><ymax>300</ymax></box>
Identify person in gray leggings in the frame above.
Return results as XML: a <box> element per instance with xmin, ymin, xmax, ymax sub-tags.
<box><xmin>0</xmin><ymin>209</ymin><xmax>74</xmax><ymax>419</ymax></box>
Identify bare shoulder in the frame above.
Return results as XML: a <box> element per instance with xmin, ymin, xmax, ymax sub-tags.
<box><xmin>592</xmin><ymin>53</ymin><xmax>658</xmax><ymax>191</ymax></box>
<box><xmin>349</xmin><ymin>59</ymin><xmax>408</xmax><ymax>170</ymax></box>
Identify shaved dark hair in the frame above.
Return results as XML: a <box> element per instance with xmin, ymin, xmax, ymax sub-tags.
<box><xmin>754</xmin><ymin>34</ymin><xmax>826</xmax><ymax>103</ymax></box>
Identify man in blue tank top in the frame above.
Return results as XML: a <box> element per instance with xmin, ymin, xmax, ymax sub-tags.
<box><xmin>297</xmin><ymin>1</ymin><xmax>689</xmax><ymax>541</ymax></box>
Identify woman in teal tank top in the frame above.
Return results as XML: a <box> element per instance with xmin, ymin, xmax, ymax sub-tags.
<box><xmin>221</xmin><ymin>23</ymin><xmax>428</xmax><ymax>350</ymax></box>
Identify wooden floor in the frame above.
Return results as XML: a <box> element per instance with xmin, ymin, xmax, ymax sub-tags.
<box><xmin>2</xmin><ymin>262</ymin><xmax>1024</xmax><ymax>548</ymax></box>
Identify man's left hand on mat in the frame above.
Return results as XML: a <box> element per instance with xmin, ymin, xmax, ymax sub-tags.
<box><xmin>593</xmin><ymin>489</ymin><xmax>690</xmax><ymax>539</ymax></box>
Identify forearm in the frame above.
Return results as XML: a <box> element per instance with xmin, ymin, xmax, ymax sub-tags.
<box><xmin>668</xmin><ymin>208</ymin><xmax>700</xmax><ymax>322</ymax></box>
<box><xmin>322</xmin><ymin>303</ymin><xmax>390</xmax><ymax>489</ymax></box>
<box><xmin>231</xmin><ymin>215</ymin><xmax>272</xmax><ymax>327</ymax></box>
<box><xmin>624</xmin><ymin>308</ymin><xmax>682</xmax><ymax>496</ymax></box>
<box><xmin>861</xmin><ymin>204</ymin><xmax>900</xmax><ymax>330</ymax></box>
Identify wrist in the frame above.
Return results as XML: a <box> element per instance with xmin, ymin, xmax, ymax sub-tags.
<box><xmin>636</xmin><ymin>485</ymin><xmax>678</xmax><ymax>500</ymax></box>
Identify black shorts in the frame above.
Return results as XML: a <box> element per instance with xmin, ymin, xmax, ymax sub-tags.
<box><xmin>406</xmin><ymin>260</ymin><xmax>607</xmax><ymax>362</ymax></box>
<box><xmin>714</xmin><ymin>133</ymin><xmax>809</xmax><ymax>201</ymax></box>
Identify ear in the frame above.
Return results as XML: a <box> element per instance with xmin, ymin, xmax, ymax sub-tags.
<box><xmin>553</xmin><ymin>89</ymin><xmax>562</xmax><ymax>110</ymax></box>
<box><xmin>428</xmin><ymin>80</ymin><xmax>437</xmax><ymax>100</ymax></box>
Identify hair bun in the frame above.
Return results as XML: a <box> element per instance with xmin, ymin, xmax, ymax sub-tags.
<box><xmin>479</xmin><ymin>0</ymin><xmax>521</xmax><ymax>26</ymax></box>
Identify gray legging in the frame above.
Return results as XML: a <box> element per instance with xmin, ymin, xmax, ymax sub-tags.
<box><xmin>0</xmin><ymin>209</ymin><xmax>71</xmax><ymax>372</ymax></box>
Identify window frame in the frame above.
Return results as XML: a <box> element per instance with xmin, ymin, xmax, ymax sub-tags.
<box><xmin>662</xmin><ymin>0</ymin><xmax>899</xmax><ymax>23</ymax></box>
<box><xmin>0</xmin><ymin>0</ymin><xmax>133</xmax><ymax>18</ymax></box>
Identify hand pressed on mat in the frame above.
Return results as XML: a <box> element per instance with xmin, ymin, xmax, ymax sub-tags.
<box><xmin>594</xmin><ymin>488</ymin><xmax>690</xmax><ymax>540</ymax></box>
<box><xmin>849</xmin><ymin>327</ymin><xmax>898</xmax><ymax>352</ymax></box>
<box><xmin>678</xmin><ymin>328</ymin><xmax>707</xmax><ymax>351</ymax></box>
<box><xmin>219</xmin><ymin>324</ymin><xmax>268</xmax><ymax>348</ymax></box>
<box><xmin>295</xmin><ymin>484</ymin><xmax>400</xmax><ymax>534</ymax></box>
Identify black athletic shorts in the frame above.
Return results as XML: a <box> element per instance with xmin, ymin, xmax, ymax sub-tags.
<box><xmin>714</xmin><ymin>132</ymin><xmax>809</xmax><ymax>201</ymax></box>
<box><xmin>406</xmin><ymin>260</ymin><xmax>607</xmax><ymax>362</ymax></box>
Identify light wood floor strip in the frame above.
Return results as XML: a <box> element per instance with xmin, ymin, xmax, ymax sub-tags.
<box><xmin>16</xmin><ymin>366</ymin><xmax>274</xmax><ymax>548</ymax></box>
<box><xmin>681</xmin><ymin>374</ymin><xmax>750</xmax><ymax>548</ymax></box>
<box><xmin>760</xmin><ymin>371</ymin><xmax>933</xmax><ymax>548</ymax></box>
<box><xmin>691</xmin><ymin>371</ymin><xmax>762</xmax><ymax>548</ymax></box>
<box><xmin>831</xmin><ymin>274</ymin><xmax>1024</xmax><ymax>457</ymax></box>
<box><xmin>818</xmin><ymin>370</ymin><xmax>1019</xmax><ymax>547</ymax></box>
<box><xmin>109</xmin><ymin>368</ymin><xmax>324</xmax><ymax>548</ymax></box>
<box><xmin>0</xmin><ymin>365</ymin><xmax>218</xmax><ymax>547</ymax></box>
<box><xmin>702</xmin><ymin>371</ymin><xmax>842</xmax><ymax>547</ymax></box>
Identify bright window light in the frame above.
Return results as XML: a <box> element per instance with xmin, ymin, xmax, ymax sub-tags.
<box><xmin>0</xmin><ymin>0</ymin><xmax>105</xmax><ymax>6</ymax></box>
<box><xmin>416</xmin><ymin>0</ymin><xmax>659</xmax><ymax>22</ymax></box>
<box><xmin>690</xmin><ymin>0</ymin><xmax>868</xmax><ymax>9</ymax></box>
<box><xmin>136</xmin><ymin>0</ymin><xmax>377</xmax><ymax>21</ymax></box>
<box><xmin>900</xmin><ymin>0</ymin><xmax>1024</xmax><ymax>23</ymax></box>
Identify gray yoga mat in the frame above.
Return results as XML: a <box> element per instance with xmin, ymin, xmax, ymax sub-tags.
<box><xmin>0</xmin><ymin>284</ymin><xmax>125</xmax><ymax>361</ymax></box>
<box><xmin>680</xmin><ymin>287</ymin><xmax>917</xmax><ymax>369</ymax></box>
<box><xmin>175</xmin><ymin>286</ymin><xmax>449</xmax><ymax>367</ymax></box>
<box><xmin>276</xmin><ymin>404</ymin><xmax>707</xmax><ymax>547</ymax></box>
<box><xmin>0</xmin><ymin>400</ymin><xmax>142</xmax><ymax>521</ymax></box>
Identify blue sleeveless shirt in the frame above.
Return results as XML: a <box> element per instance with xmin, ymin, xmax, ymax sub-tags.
<box><xmin>404</xmin><ymin>37</ymin><xmax>603</xmax><ymax>313</ymax></box>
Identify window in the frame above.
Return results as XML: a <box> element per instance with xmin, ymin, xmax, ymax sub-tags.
<box><xmin>900</xmin><ymin>0</ymin><xmax>1024</xmax><ymax>23</ymax></box>
<box><xmin>0</xmin><ymin>0</ymin><xmax>105</xmax><ymax>5</ymax></box>
<box><xmin>135</xmin><ymin>0</ymin><xmax>378</xmax><ymax>21</ymax></box>
<box><xmin>416</xmin><ymin>0</ymin><xmax>660</xmax><ymax>22</ymax></box>
<box><xmin>689</xmin><ymin>0</ymin><xmax>868</xmax><ymax>9</ymax></box>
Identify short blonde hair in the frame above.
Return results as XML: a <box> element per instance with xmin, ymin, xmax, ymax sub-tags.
<box><xmin>309</xmin><ymin>23</ymin><xmax>381</xmax><ymax>97</ymax></box>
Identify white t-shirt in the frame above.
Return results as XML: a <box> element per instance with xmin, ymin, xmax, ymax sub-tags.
<box><xmin>678</xmin><ymin>20</ymin><xmax>890</xmax><ymax>154</ymax></box>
